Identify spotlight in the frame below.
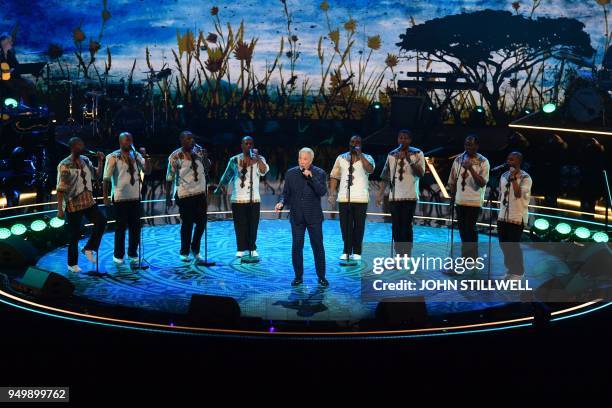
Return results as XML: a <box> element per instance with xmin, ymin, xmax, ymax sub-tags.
<box><xmin>573</xmin><ymin>226</ymin><xmax>591</xmax><ymax>241</ymax></box>
<box><xmin>542</xmin><ymin>103</ymin><xmax>557</xmax><ymax>114</ymax></box>
<box><xmin>593</xmin><ymin>231</ymin><xmax>609</xmax><ymax>243</ymax></box>
<box><xmin>0</xmin><ymin>228</ymin><xmax>11</xmax><ymax>239</ymax></box>
<box><xmin>176</xmin><ymin>104</ymin><xmax>184</xmax><ymax>109</ymax></box>
<box><xmin>468</xmin><ymin>106</ymin><xmax>487</xmax><ymax>126</ymax></box>
<box><xmin>552</xmin><ymin>222</ymin><xmax>572</xmax><ymax>241</ymax></box>
<box><xmin>371</xmin><ymin>101</ymin><xmax>383</xmax><ymax>110</ymax></box>
<box><xmin>49</xmin><ymin>217</ymin><xmax>65</xmax><ymax>228</ymax></box>
<box><xmin>531</xmin><ymin>218</ymin><xmax>550</xmax><ymax>240</ymax></box>
<box><xmin>10</xmin><ymin>223</ymin><xmax>27</xmax><ymax>236</ymax></box>
<box><xmin>3</xmin><ymin>98</ymin><xmax>18</xmax><ymax>108</ymax></box>
<box><xmin>475</xmin><ymin>106</ymin><xmax>485</xmax><ymax>113</ymax></box>
<box><xmin>30</xmin><ymin>219</ymin><xmax>47</xmax><ymax>232</ymax></box>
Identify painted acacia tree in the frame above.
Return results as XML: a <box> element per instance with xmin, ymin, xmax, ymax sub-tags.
<box><xmin>396</xmin><ymin>9</ymin><xmax>595</xmax><ymax>124</ymax></box>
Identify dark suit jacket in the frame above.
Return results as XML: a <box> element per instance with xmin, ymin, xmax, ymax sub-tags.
<box><xmin>280</xmin><ymin>165</ymin><xmax>327</xmax><ymax>224</ymax></box>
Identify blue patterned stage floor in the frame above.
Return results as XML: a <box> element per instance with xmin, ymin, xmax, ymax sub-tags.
<box><xmin>35</xmin><ymin>220</ymin><xmax>566</xmax><ymax>321</ymax></box>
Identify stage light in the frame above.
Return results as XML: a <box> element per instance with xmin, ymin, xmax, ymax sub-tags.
<box><xmin>542</xmin><ymin>103</ymin><xmax>557</xmax><ymax>114</ymax></box>
<box><xmin>573</xmin><ymin>226</ymin><xmax>591</xmax><ymax>241</ymax></box>
<box><xmin>3</xmin><ymin>98</ymin><xmax>18</xmax><ymax>108</ymax></box>
<box><xmin>177</xmin><ymin>104</ymin><xmax>184</xmax><ymax>109</ymax></box>
<box><xmin>531</xmin><ymin>218</ymin><xmax>550</xmax><ymax>239</ymax></box>
<box><xmin>475</xmin><ymin>106</ymin><xmax>485</xmax><ymax>113</ymax></box>
<box><xmin>553</xmin><ymin>222</ymin><xmax>572</xmax><ymax>240</ymax></box>
<box><xmin>593</xmin><ymin>231</ymin><xmax>609</xmax><ymax>243</ymax></box>
<box><xmin>49</xmin><ymin>217</ymin><xmax>65</xmax><ymax>228</ymax></box>
<box><xmin>371</xmin><ymin>102</ymin><xmax>382</xmax><ymax>110</ymax></box>
<box><xmin>10</xmin><ymin>223</ymin><xmax>27</xmax><ymax>236</ymax></box>
<box><xmin>0</xmin><ymin>228</ymin><xmax>11</xmax><ymax>239</ymax></box>
<box><xmin>30</xmin><ymin>219</ymin><xmax>47</xmax><ymax>232</ymax></box>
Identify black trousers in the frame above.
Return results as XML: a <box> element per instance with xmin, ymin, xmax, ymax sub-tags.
<box><xmin>291</xmin><ymin>221</ymin><xmax>326</xmax><ymax>279</ymax></box>
<box><xmin>338</xmin><ymin>202</ymin><xmax>368</xmax><ymax>255</ymax></box>
<box><xmin>231</xmin><ymin>202</ymin><xmax>260</xmax><ymax>252</ymax></box>
<box><xmin>456</xmin><ymin>205</ymin><xmax>481</xmax><ymax>259</ymax></box>
<box><xmin>113</xmin><ymin>200</ymin><xmax>141</xmax><ymax>258</ymax></box>
<box><xmin>497</xmin><ymin>221</ymin><xmax>525</xmax><ymax>276</ymax></box>
<box><xmin>66</xmin><ymin>205</ymin><xmax>107</xmax><ymax>266</ymax></box>
<box><xmin>177</xmin><ymin>193</ymin><xmax>207</xmax><ymax>256</ymax></box>
<box><xmin>391</xmin><ymin>200</ymin><xmax>417</xmax><ymax>255</ymax></box>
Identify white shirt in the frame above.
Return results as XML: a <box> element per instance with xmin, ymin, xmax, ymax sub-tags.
<box><xmin>166</xmin><ymin>148</ymin><xmax>209</xmax><ymax>199</ymax></box>
<box><xmin>330</xmin><ymin>152</ymin><xmax>375</xmax><ymax>203</ymax></box>
<box><xmin>56</xmin><ymin>155</ymin><xmax>95</xmax><ymax>202</ymax></box>
<box><xmin>380</xmin><ymin>147</ymin><xmax>425</xmax><ymax>201</ymax></box>
<box><xmin>103</xmin><ymin>149</ymin><xmax>146</xmax><ymax>202</ymax></box>
<box><xmin>448</xmin><ymin>153</ymin><xmax>490</xmax><ymax>207</ymax></box>
<box><xmin>498</xmin><ymin>169</ymin><xmax>532</xmax><ymax>225</ymax></box>
<box><xmin>219</xmin><ymin>153</ymin><xmax>270</xmax><ymax>203</ymax></box>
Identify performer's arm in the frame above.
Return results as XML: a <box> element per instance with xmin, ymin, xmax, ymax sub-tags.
<box><xmin>276</xmin><ymin>171</ymin><xmax>291</xmax><ymax>211</ymax></box>
<box><xmin>307</xmin><ymin>169</ymin><xmax>328</xmax><ymax>197</ymax></box>
<box><xmin>377</xmin><ymin>156</ymin><xmax>391</xmax><ymax>206</ymax></box>
<box><xmin>56</xmin><ymin>165</ymin><xmax>69</xmax><ymax>219</ymax></box>
<box><xmin>102</xmin><ymin>155</ymin><xmax>115</xmax><ymax>206</ymax></box>
<box><xmin>411</xmin><ymin>152</ymin><xmax>426</xmax><ymax>178</ymax></box>
<box><xmin>328</xmin><ymin>157</ymin><xmax>341</xmax><ymax>204</ymax></box>
<box><xmin>466</xmin><ymin>159</ymin><xmax>488</xmax><ymax>188</ymax></box>
<box><xmin>215</xmin><ymin>158</ymin><xmax>234</xmax><ymax>193</ymax></box>
<box><xmin>165</xmin><ymin>155</ymin><xmax>176</xmax><ymax>206</ymax></box>
<box><xmin>95</xmin><ymin>152</ymin><xmax>105</xmax><ymax>179</ymax></box>
<box><xmin>360</xmin><ymin>154</ymin><xmax>375</xmax><ymax>174</ymax></box>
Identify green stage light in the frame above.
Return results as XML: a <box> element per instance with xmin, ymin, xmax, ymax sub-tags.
<box><xmin>0</xmin><ymin>228</ymin><xmax>11</xmax><ymax>239</ymax></box>
<box><xmin>30</xmin><ymin>219</ymin><xmax>47</xmax><ymax>232</ymax></box>
<box><xmin>10</xmin><ymin>223</ymin><xmax>27</xmax><ymax>236</ymax></box>
<box><xmin>3</xmin><ymin>98</ymin><xmax>18</xmax><ymax>108</ymax></box>
<box><xmin>534</xmin><ymin>218</ymin><xmax>550</xmax><ymax>231</ymax></box>
<box><xmin>542</xmin><ymin>103</ymin><xmax>557</xmax><ymax>114</ymax></box>
<box><xmin>49</xmin><ymin>217</ymin><xmax>65</xmax><ymax>228</ymax></box>
<box><xmin>554</xmin><ymin>222</ymin><xmax>572</xmax><ymax>236</ymax></box>
<box><xmin>475</xmin><ymin>106</ymin><xmax>485</xmax><ymax>113</ymax></box>
<box><xmin>574</xmin><ymin>226</ymin><xmax>591</xmax><ymax>240</ymax></box>
<box><xmin>593</xmin><ymin>231</ymin><xmax>609</xmax><ymax>243</ymax></box>
<box><xmin>371</xmin><ymin>102</ymin><xmax>382</xmax><ymax>110</ymax></box>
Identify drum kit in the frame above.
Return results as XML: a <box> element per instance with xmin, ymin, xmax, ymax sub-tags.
<box><xmin>48</xmin><ymin>67</ymin><xmax>173</xmax><ymax>142</ymax></box>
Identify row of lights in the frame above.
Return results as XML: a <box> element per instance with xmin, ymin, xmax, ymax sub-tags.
<box><xmin>531</xmin><ymin>218</ymin><xmax>609</xmax><ymax>243</ymax></box>
<box><xmin>0</xmin><ymin>217</ymin><xmax>65</xmax><ymax>240</ymax></box>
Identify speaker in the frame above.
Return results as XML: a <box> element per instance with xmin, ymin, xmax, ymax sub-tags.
<box><xmin>391</xmin><ymin>96</ymin><xmax>426</xmax><ymax>129</ymax></box>
<box><xmin>12</xmin><ymin>267</ymin><xmax>75</xmax><ymax>300</ymax></box>
<box><xmin>188</xmin><ymin>294</ymin><xmax>241</xmax><ymax>326</ymax></box>
<box><xmin>0</xmin><ymin>237</ymin><xmax>39</xmax><ymax>268</ymax></box>
<box><xmin>375</xmin><ymin>296</ymin><xmax>428</xmax><ymax>327</ymax></box>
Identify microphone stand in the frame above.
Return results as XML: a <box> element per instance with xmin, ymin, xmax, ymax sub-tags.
<box><xmin>448</xmin><ymin>153</ymin><xmax>464</xmax><ymax>260</ymax></box>
<box><xmin>604</xmin><ymin>170</ymin><xmax>610</xmax><ymax>234</ymax></box>
<box><xmin>389</xmin><ymin>149</ymin><xmax>399</xmax><ymax>258</ymax></box>
<box><xmin>341</xmin><ymin>151</ymin><xmax>358</xmax><ymax>266</ymax></box>
<box><xmin>199</xmin><ymin>151</ymin><xmax>216</xmax><ymax>267</ymax></box>
<box><xmin>132</xmin><ymin>148</ymin><xmax>149</xmax><ymax>271</ymax></box>
<box><xmin>485</xmin><ymin>178</ymin><xmax>498</xmax><ymax>280</ymax></box>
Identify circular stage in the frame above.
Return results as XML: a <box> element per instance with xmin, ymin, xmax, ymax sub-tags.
<box><xmin>35</xmin><ymin>219</ymin><xmax>569</xmax><ymax>322</ymax></box>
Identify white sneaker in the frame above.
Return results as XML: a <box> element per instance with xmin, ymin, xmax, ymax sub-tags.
<box><xmin>251</xmin><ymin>250</ymin><xmax>259</xmax><ymax>257</ymax></box>
<box><xmin>113</xmin><ymin>256</ymin><xmax>124</xmax><ymax>265</ymax></box>
<box><xmin>68</xmin><ymin>265</ymin><xmax>82</xmax><ymax>273</ymax></box>
<box><xmin>339</xmin><ymin>253</ymin><xmax>348</xmax><ymax>261</ymax></box>
<box><xmin>504</xmin><ymin>274</ymin><xmax>523</xmax><ymax>280</ymax></box>
<box><xmin>82</xmin><ymin>249</ymin><xmax>96</xmax><ymax>264</ymax></box>
<box><xmin>180</xmin><ymin>254</ymin><xmax>191</xmax><ymax>262</ymax></box>
<box><xmin>235</xmin><ymin>251</ymin><xmax>244</xmax><ymax>258</ymax></box>
<box><xmin>193</xmin><ymin>253</ymin><xmax>203</xmax><ymax>262</ymax></box>
<box><xmin>128</xmin><ymin>257</ymin><xmax>139</xmax><ymax>264</ymax></box>
<box><xmin>350</xmin><ymin>254</ymin><xmax>362</xmax><ymax>261</ymax></box>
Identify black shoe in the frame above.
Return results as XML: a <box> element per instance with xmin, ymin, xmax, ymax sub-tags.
<box><xmin>318</xmin><ymin>278</ymin><xmax>329</xmax><ymax>287</ymax></box>
<box><xmin>291</xmin><ymin>278</ymin><xmax>303</xmax><ymax>286</ymax></box>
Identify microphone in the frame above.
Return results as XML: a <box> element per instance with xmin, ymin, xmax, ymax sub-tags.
<box><xmin>491</xmin><ymin>163</ymin><xmax>509</xmax><ymax>173</ymax></box>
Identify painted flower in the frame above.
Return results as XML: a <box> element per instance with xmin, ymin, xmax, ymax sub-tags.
<box><xmin>328</xmin><ymin>28</ymin><xmax>340</xmax><ymax>51</ymax></box>
<box><xmin>234</xmin><ymin>40</ymin><xmax>255</xmax><ymax>66</ymax></box>
<box><xmin>291</xmin><ymin>35</ymin><xmax>299</xmax><ymax>43</ymax></box>
<box><xmin>206</xmin><ymin>33</ymin><xmax>218</xmax><ymax>43</ymax></box>
<box><xmin>320</xmin><ymin>1</ymin><xmax>329</xmax><ymax>12</ymax></box>
<box><xmin>47</xmin><ymin>43</ymin><xmax>64</xmax><ymax>59</ymax></box>
<box><xmin>596</xmin><ymin>0</ymin><xmax>610</xmax><ymax>6</ymax></box>
<box><xmin>205</xmin><ymin>47</ymin><xmax>223</xmax><ymax>73</ymax></box>
<box><xmin>344</xmin><ymin>18</ymin><xmax>357</xmax><ymax>32</ymax></box>
<box><xmin>102</xmin><ymin>9</ymin><xmax>111</xmax><ymax>22</ymax></box>
<box><xmin>367</xmin><ymin>34</ymin><xmax>381</xmax><ymax>50</ymax></box>
<box><xmin>508</xmin><ymin>77</ymin><xmax>519</xmax><ymax>88</ymax></box>
<box><xmin>211</xmin><ymin>6</ymin><xmax>219</xmax><ymax>16</ymax></box>
<box><xmin>89</xmin><ymin>40</ymin><xmax>101</xmax><ymax>55</ymax></box>
<box><xmin>73</xmin><ymin>27</ymin><xmax>86</xmax><ymax>43</ymax></box>
<box><xmin>512</xmin><ymin>2</ymin><xmax>521</xmax><ymax>11</ymax></box>
<box><xmin>385</xmin><ymin>53</ymin><xmax>399</xmax><ymax>68</ymax></box>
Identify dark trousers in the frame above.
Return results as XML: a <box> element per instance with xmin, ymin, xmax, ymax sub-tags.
<box><xmin>338</xmin><ymin>202</ymin><xmax>368</xmax><ymax>255</ymax></box>
<box><xmin>391</xmin><ymin>200</ymin><xmax>417</xmax><ymax>255</ymax></box>
<box><xmin>497</xmin><ymin>221</ymin><xmax>525</xmax><ymax>276</ymax></box>
<box><xmin>113</xmin><ymin>200</ymin><xmax>141</xmax><ymax>258</ymax></box>
<box><xmin>231</xmin><ymin>202</ymin><xmax>260</xmax><ymax>252</ymax></box>
<box><xmin>456</xmin><ymin>205</ymin><xmax>481</xmax><ymax>259</ymax></box>
<box><xmin>66</xmin><ymin>205</ymin><xmax>107</xmax><ymax>266</ymax></box>
<box><xmin>291</xmin><ymin>221</ymin><xmax>326</xmax><ymax>279</ymax></box>
<box><xmin>177</xmin><ymin>193</ymin><xmax>207</xmax><ymax>256</ymax></box>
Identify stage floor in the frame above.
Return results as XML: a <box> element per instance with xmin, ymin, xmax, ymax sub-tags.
<box><xmin>35</xmin><ymin>219</ymin><xmax>567</xmax><ymax>321</ymax></box>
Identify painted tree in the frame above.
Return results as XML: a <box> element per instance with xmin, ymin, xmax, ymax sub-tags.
<box><xmin>396</xmin><ymin>9</ymin><xmax>595</xmax><ymax>124</ymax></box>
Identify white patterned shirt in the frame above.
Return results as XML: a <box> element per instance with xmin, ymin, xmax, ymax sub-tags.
<box><xmin>448</xmin><ymin>153</ymin><xmax>490</xmax><ymax>207</ymax></box>
<box><xmin>330</xmin><ymin>152</ymin><xmax>375</xmax><ymax>203</ymax></box>
<box><xmin>380</xmin><ymin>147</ymin><xmax>425</xmax><ymax>201</ymax></box>
<box><xmin>498</xmin><ymin>170</ymin><xmax>532</xmax><ymax>225</ymax></box>
<box><xmin>166</xmin><ymin>148</ymin><xmax>210</xmax><ymax>199</ymax></box>
<box><xmin>218</xmin><ymin>153</ymin><xmax>270</xmax><ymax>203</ymax></box>
<box><xmin>103</xmin><ymin>149</ymin><xmax>146</xmax><ymax>202</ymax></box>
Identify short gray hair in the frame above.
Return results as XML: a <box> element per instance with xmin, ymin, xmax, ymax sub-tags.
<box><xmin>298</xmin><ymin>147</ymin><xmax>315</xmax><ymax>160</ymax></box>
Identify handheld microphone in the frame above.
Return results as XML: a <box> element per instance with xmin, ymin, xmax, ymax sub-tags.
<box><xmin>491</xmin><ymin>163</ymin><xmax>509</xmax><ymax>173</ymax></box>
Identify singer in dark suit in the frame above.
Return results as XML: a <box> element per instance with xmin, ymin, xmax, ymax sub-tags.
<box><xmin>275</xmin><ymin>148</ymin><xmax>329</xmax><ymax>287</ymax></box>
